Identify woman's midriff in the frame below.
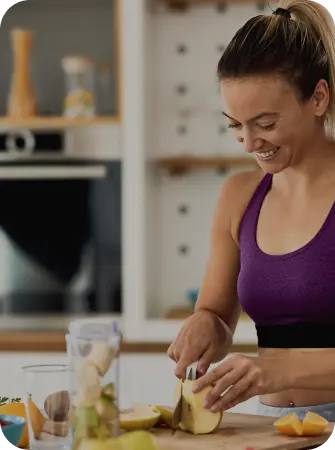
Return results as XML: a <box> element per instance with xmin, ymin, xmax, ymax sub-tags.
<box><xmin>259</xmin><ymin>347</ymin><xmax>335</xmax><ymax>407</ymax></box>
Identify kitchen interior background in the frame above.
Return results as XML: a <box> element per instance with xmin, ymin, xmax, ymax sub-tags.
<box><xmin>0</xmin><ymin>0</ymin><xmax>280</xmax><ymax>414</ymax></box>
<box><xmin>0</xmin><ymin>0</ymin><xmax>274</xmax><ymax>335</ymax></box>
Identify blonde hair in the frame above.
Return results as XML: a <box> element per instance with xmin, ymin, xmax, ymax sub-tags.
<box><xmin>217</xmin><ymin>0</ymin><xmax>335</xmax><ymax>135</ymax></box>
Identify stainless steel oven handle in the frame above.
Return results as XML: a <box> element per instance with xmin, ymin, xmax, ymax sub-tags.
<box><xmin>0</xmin><ymin>165</ymin><xmax>107</xmax><ymax>179</ymax></box>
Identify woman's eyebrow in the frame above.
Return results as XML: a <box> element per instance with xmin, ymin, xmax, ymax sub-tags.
<box><xmin>222</xmin><ymin>111</ymin><xmax>279</xmax><ymax>122</ymax></box>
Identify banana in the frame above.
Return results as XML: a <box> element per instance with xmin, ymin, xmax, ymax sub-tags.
<box><xmin>75</xmin><ymin>362</ymin><xmax>102</xmax><ymax>407</ymax></box>
<box><xmin>87</xmin><ymin>341</ymin><xmax>116</xmax><ymax>377</ymax></box>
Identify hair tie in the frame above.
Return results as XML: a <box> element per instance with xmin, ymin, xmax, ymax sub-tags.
<box><xmin>272</xmin><ymin>7</ymin><xmax>291</xmax><ymax>19</ymax></box>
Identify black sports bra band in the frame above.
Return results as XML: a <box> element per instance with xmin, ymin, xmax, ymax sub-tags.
<box><xmin>256</xmin><ymin>322</ymin><xmax>335</xmax><ymax>348</ymax></box>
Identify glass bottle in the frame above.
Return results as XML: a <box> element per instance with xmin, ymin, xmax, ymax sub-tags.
<box><xmin>66</xmin><ymin>318</ymin><xmax>120</xmax><ymax>450</ymax></box>
<box><xmin>61</xmin><ymin>56</ymin><xmax>96</xmax><ymax>118</ymax></box>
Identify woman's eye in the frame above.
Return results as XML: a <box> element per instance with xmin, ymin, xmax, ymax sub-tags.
<box><xmin>260</xmin><ymin>123</ymin><xmax>276</xmax><ymax>131</ymax></box>
<box><xmin>228</xmin><ymin>123</ymin><xmax>241</xmax><ymax>129</ymax></box>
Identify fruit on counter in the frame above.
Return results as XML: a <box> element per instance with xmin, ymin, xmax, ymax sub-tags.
<box><xmin>77</xmin><ymin>431</ymin><xmax>158</xmax><ymax>450</ymax></box>
<box><xmin>177</xmin><ymin>379</ymin><xmax>222</xmax><ymax>434</ymax></box>
<box><xmin>44</xmin><ymin>390</ymin><xmax>70</xmax><ymax>422</ymax></box>
<box><xmin>0</xmin><ymin>399</ymin><xmax>46</xmax><ymax>447</ymax></box>
<box><xmin>302</xmin><ymin>411</ymin><xmax>329</xmax><ymax>436</ymax></box>
<box><xmin>120</xmin><ymin>404</ymin><xmax>160</xmax><ymax>431</ymax></box>
<box><xmin>152</xmin><ymin>405</ymin><xmax>173</xmax><ymax>427</ymax></box>
<box><xmin>78</xmin><ymin>438</ymin><xmax>123</xmax><ymax>450</ymax></box>
<box><xmin>273</xmin><ymin>413</ymin><xmax>303</xmax><ymax>437</ymax></box>
<box><xmin>87</xmin><ymin>341</ymin><xmax>117</xmax><ymax>377</ymax></box>
<box><xmin>274</xmin><ymin>411</ymin><xmax>329</xmax><ymax>437</ymax></box>
<box><xmin>118</xmin><ymin>430</ymin><xmax>158</xmax><ymax>450</ymax></box>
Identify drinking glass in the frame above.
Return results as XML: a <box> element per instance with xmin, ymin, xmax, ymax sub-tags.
<box><xmin>21</xmin><ymin>364</ymin><xmax>72</xmax><ymax>450</ymax></box>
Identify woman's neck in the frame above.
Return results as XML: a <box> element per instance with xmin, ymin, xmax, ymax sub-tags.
<box><xmin>275</xmin><ymin>131</ymin><xmax>335</xmax><ymax>195</ymax></box>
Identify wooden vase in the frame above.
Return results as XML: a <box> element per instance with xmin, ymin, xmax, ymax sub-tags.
<box><xmin>7</xmin><ymin>28</ymin><xmax>37</xmax><ymax>118</ymax></box>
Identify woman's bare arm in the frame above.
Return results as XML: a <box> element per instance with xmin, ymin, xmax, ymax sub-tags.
<box><xmin>195</xmin><ymin>169</ymin><xmax>263</xmax><ymax>336</ymax></box>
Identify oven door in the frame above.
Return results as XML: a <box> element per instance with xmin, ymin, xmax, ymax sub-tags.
<box><xmin>0</xmin><ymin>132</ymin><xmax>122</xmax><ymax>317</ymax></box>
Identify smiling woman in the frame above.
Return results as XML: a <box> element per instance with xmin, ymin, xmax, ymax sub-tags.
<box><xmin>167</xmin><ymin>0</ymin><xmax>335</xmax><ymax>423</ymax></box>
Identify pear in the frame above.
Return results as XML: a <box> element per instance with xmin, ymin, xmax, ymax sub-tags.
<box><xmin>120</xmin><ymin>404</ymin><xmax>160</xmax><ymax>431</ymax></box>
<box><xmin>152</xmin><ymin>405</ymin><xmax>173</xmax><ymax>427</ymax></box>
<box><xmin>78</xmin><ymin>438</ymin><xmax>122</xmax><ymax>450</ymax></box>
<box><xmin>118</xmin><ymin>430</ymin><xmax>158</xmax><ymax>450</ymax></box>
<box><xmin>177</xmin><ymin>379</ymin><xmax>222</xmax><ymax>434</ymax></box>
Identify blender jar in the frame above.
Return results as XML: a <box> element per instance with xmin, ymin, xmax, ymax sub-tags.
<box><xmin>61</xmin><ymin>55</ymin><xmax>96</xmax><ymax>118</ymax></box>
<box><xmin>66</xmin><ymin>318</ymin><xmax>120</xmax><ymax>449</ymax></box>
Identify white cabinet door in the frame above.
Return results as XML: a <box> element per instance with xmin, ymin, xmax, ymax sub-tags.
<box><xmin>0</xmin><ymin>352</ymin><xmax>259</xmax><ymax>415</ymax></box>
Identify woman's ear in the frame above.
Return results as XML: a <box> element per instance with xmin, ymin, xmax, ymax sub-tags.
<box><xmin>312</xmin><ymin>79</ymin><xmax>330</xmax><ymax>117</ymax></box>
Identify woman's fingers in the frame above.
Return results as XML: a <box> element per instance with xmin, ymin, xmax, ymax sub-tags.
<box><xmin>197</xmin><ymin>346</ymin><xmax>216</xmax><ymax>376</ymax></box>
<box><xmin>210</xmin><ymin>378</ymin><xmax>253</xmax><ymax>412</ymax></box>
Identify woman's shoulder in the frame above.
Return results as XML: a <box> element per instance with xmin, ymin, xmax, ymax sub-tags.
<box><xmin>218</xmin><ymin>168</ymin><xmax>267</xmax><ymax>244</ymax></box>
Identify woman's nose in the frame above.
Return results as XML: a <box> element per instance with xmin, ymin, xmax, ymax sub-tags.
<box><xmin>239</xmin><ymin>133</ymin><xmax>263</xmax><ymax>154</ymax></box>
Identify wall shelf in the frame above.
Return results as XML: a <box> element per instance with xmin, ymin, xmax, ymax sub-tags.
<box><xmin>159</xmin><ymin>0</ymin><xmax>270</xmax><ymax>11</ymax></box>
<box><xmin>156</xmin><ymin>155</ymin><xmax>257</xmax><ymax>175</ymax></box>
<box><xmin>0</xmin><ymin>115</ymin><xmax>120</xmax><ymax>130</ymax></box>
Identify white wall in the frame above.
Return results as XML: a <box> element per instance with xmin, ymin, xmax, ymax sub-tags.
<box><xmin>145</xmin><ymin>3</ymin><xmax>274</xmax><ymax>318</ymax></box>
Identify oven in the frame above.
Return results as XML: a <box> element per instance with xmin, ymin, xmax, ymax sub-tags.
<box><xmin>0</xmin><ymin>128</ymin><xmax>122</xmax><ymax>315</ymax></box>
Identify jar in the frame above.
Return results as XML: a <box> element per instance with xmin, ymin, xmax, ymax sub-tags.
<box><xmin>66</xmin><ymin>318</ymin><xmax>120</xmax><ymax>449</ymax></box>
<box><xmin>61</xmin><ymin>55</ymin><xmax>96</xmax><ymax>118</ymax></box>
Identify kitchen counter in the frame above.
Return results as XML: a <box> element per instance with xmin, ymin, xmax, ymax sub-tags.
<box><xmin>0</xmin><ymin>331</ymin><xmax>257</xmax><ymax>353</ymax></box>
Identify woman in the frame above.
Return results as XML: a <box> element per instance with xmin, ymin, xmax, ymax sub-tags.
<box><xmin>167</xmin><ymin>0</ymin><xmax>335</xmax><ymax>421</ymax></box>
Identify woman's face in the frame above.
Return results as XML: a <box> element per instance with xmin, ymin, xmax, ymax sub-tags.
<box><xmin>220</xmin><ymin>75</ymin><xmax>328</xmax><ymax>173</ymax></box>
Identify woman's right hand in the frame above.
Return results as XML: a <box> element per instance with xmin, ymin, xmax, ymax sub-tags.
<box><xmin>167</xmin><ymin>309</ymin><xmax>232</xmax><ymax>379</ymax></box>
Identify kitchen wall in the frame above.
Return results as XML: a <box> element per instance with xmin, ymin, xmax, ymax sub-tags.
<box><xmin>145</xmin><ymin>3</ymin><xmax>274</xmax><ymax>319</ymax></box>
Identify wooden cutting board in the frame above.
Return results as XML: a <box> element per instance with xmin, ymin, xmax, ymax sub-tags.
<box><xmin>150</xmin><ymin>410</ymin><xmax>333</xmax><ymax>450</ymax></box>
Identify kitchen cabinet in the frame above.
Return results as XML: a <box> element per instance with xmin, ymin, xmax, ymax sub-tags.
<box><xmin>0</xmin><ymin>352</ymin><xmax>259</xmax><ymax>414</ymax></box>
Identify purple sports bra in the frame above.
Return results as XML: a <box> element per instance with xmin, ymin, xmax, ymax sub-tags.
<box><xmin>237</xmin><ymin>172</ymin><xmax>335</xmax><ymax>348</ymax></box>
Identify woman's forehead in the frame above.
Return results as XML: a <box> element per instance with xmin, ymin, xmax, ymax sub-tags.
<box><xmin>220</xmin><ymin>76</ymin><xmax>297</xmax><ymax>118</ymax></box>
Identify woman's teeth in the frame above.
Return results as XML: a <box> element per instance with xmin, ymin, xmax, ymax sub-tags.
<box><xmin>256</xmin><ymin>148</ymin><xmax>279</xmax><ymax>160</ymax></box>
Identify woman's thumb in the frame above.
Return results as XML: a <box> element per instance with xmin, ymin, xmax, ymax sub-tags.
<box><xmin>197</xmin><ymin>347</ymin><xmax>215</xmax><ymax>375</ymax></box>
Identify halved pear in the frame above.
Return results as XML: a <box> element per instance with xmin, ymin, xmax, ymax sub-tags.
<box><xmin>153</xmin><ymin>405</ymin><xmax>173</xmax><ymax>427</ymax></box>
<box><xmin>118</xmin><ymin>430</ymin><xmax>158</xmax><ymax>450</ymax></box>
<box><xmin>179</xmin><ymin>379</ymin><xmax>222</xmax><ymax>434</ymax></box>
<box><xmin>78</xmin><ymin>438</ymin><xmax>122</xmax><ymax>450</ymax></box>
<box><xmin>120</xmin><ymin>404</ymin><xmax>160</xmax><ymax>431</ymax></box>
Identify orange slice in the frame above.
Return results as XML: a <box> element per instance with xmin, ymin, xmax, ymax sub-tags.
<box><xmin>302</xmin><ymin>411</ymin><xmax>329</xmax><ymax>436</ymax></box>
<box><xmin>273</xmin><ymin>413</ymin><xmax>303</xmax><ymax>436</ymax></box>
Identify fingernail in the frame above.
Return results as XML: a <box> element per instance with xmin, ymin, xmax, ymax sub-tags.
<box><xmin>211</xmin><ymin>405</ymin><xmax>218</xmax><ymax>412</ymax></box>
<box><xmin>203</xmin><ymin>400</ymin><xmax>209</xmax><ymax>408</ymax></box>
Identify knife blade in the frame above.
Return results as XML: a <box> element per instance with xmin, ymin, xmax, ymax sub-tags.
<box><xmin>171</xmin><ymin>394</ymin><xmax>183</xmax><ymax>429</ymax></box>
<box><xmin>186</xmin><ymin>361</ymin><xmax>200</xmax><ymax>381</ymax></box>
<box><xmin>171</xmin><ymin>378</ymin><xmax>183</xmax><ymax>429</ymax></box>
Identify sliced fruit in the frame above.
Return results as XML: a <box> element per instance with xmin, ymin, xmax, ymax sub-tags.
<box><xmin>118</xmin><ymin>430</ymin><xmax>158</xmax><ymax>450</ymax></box>
<box><xmin>179</xmin><ymin>379</ymin><xmax>222</xmax><ymax>434</ymax></box>
<box><xmin>87</xmin><ymin>341</ymin><xmax>116</xmax><ymax>377</ymax></box>
<box><xmin>102</xmin><ymin>383</ymin><xmax>115</xmax><ymax>401</ymax></box>
<box><xmin>153</xmin><ymin>405</ymin><xmax>173</xmax><ymax>427</ymax></box>
<box><xmin>120</xmin><ymin>404</ymin><xmax>160</xmax><ymax>431</ymax></box>
<box><xmin>302</xmin><ymin>411</ymin><xmax>329</xmax><ymax>436</ymax></box>
<box><xmin>0</xmin><ymin>399</ymin><xmax>46</xmax><ymax>448</ymax></box>
<box><xmin>78</xmin><ymin>438</ymin><xmax>122</xmax><ymax>450</ymax></box>
<box><xmin>95</xmin><ymin>396</ymin><xmax>118</xmax><ymax>421</ymax></box>
<box><xmin>273</xmin><ymin>413</ymin><xmax>303</xmax><ymax>437</ymax></box>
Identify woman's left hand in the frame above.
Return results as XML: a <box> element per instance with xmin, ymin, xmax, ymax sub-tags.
<box><xmin>192</xmin><ymin>353</ymin><xmax>289</xmax><ymax>412</ymax></box>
